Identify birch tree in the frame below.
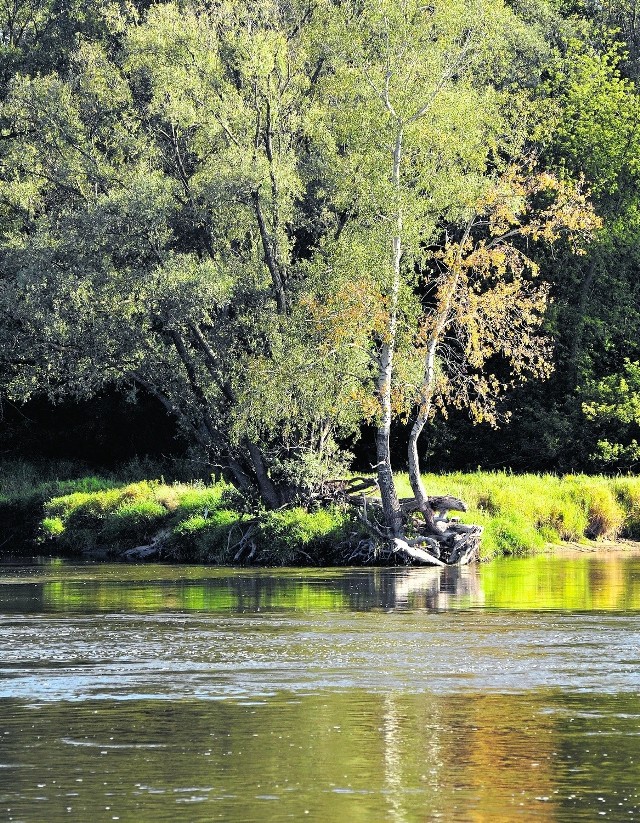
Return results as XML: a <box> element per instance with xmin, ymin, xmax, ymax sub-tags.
<box><xmin>324</xmin><ymin>0</ymin><xmax>600</xmax><ymax>539</ymax></box>
<box><xmin>321</xmin><ymin>0</ymin><xmax>521</xmax><ymax>536</ymax></box>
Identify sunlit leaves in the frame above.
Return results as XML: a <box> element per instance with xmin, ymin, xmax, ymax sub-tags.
<box><xmin>412</xmin><ymin>163</ymin><xmax>600</xmax><ymax>425</ymax></box>
<box><xmin>0</xmin><ymin>0</ymin><xmax>606</xmax><ymax>500</ymax></box>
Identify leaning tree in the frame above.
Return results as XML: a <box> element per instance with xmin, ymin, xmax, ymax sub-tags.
<box><xmin>0</xmin><ymin>0</ymin><xmax>600</xmax><ymax>562</ymax></box>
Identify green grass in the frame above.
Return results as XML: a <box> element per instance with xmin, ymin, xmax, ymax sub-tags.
<box><xmin>3</xmin><ymin>460</ymin><xmax>640</xmax><ymax>562</ymax></box>
<box><xmin>0</xmin><ymin>459</ymin><xmax>121</xmax><ymax>555</ymax></box>
<box><xmin>36</xmin><ymin>478</ymin><xmax>351</xmax><ymax>564</ymax></box>
<box><xmin>394</xmin><ymin>471</ymin><xmax>640</xmax><ymax>559</ymax></box>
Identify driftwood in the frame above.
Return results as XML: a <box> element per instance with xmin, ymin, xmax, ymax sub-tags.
<box><xmin>122</xmin><ymin>543</ymin><xmax>161</xmax><ymax>561</ymax></box>
<box><xmin>122</xmin><ymin>528</ymin><xmax>171</xmax><ymax>561</ymax></box>
<box><xmin>331</xmin><ymin>478</ymin><xmax>482</xmax><ymax>566</ymax></box>
<box><xmin>392</xmin><ymin>538</ymin><xmax>448</xmax><ymax>567</ymax></box>
<box><xmin>393</xmin><ymin>522</ymin><xmax>482</xmax><ymax>566</ymax></box>
<box><xmin>400</xmin><ymin>495</ymin><xmax>467</xmax><ymax>517</ymax></box>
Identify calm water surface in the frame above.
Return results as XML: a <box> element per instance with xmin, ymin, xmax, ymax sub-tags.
<box><xmin>1</xmin><ymin>552</ymin><xmax>640</xmax><ymax>822</ymax></box>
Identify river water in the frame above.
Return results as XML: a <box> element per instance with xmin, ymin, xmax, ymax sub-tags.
<box><xmin>1</xmin><ymin>551</ymin><xmax>640</xmax><ymax>822</ymax></box>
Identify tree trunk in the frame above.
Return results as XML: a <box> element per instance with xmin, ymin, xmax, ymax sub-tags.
<box><xmin>246</xmin><ymin>440</ymin><xmax>281</xmax><ymax>509</ymax></box>
<box><xmin>407</xmin><ymin>338</ymin><xmax>439</xmax><ymax>532</ymax></box>
<box><xmin>253</xmin><ymin>190</ymin><xmax>288</xmax><ymax>316</ymax></box>
<box><xmin>375</xmin><ymin>126</ymin><xmax>404</xmax><ymax>538</ymax></box>
<box><xmin>406</xmin><ymin>216</ymin><xmax>470</xmax><ymax>532</ymax></box>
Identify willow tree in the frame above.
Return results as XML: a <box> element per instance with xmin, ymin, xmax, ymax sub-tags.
<box><xmin>0</xmin><ymin>0</ymin><xmax>371</xmax><ymax>505</ymax></box>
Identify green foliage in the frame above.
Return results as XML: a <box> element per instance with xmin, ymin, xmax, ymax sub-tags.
<box><xmin>1</xmin><ymin>0</ymin><xmax>639</xmax><ymax>500</ymax></box>
<box><xmin>481</xmin><ymin>512</ymin><xmax>547</xmax><ymax>558</ymax></box>
<box><xmin>168</xmin><ymin>509</ymin><xmax>243</xmax><ymax>562</ymax></box>
<box><xmin>0</xmin><ymin>459</ymin><xmax>114</xmax><ymax>503</ymax></box>
<box><xmin>41</xmin><ymin>517</ymin><xmax>65</xmax><ymax>537</ymax></box>
<box><xmin>0</xmin><ymin>459</ymin><xmax>120</xmax><ymax>555</ymax></box>
<box><xmin>35</xmin><ymin>475</ymin><xmax>349</xmax><ymax>563</ymax></box>
<box><xmin>613</xmin><ymin>479</ymin><xmax>640</xmax><ymax>538</ymax></box>
<box><xmin>541</xmin><ymin>43</ymin><xmax>640</xmax><ymax>203</ymax></box>
<box><xmin>40</xmin><ymin>480</ymin><xmax>227</xmax><ymax>553</ymax></box>
<box><xmin>0</xmin><ymin>0</ymin><xmax>604</xmax><ymax>513</ymax></box>
<box><xmin>394</xmin><ymin>471</ymin><xmax>639</xmax><ymax>558</ymax></box>
<box><xmin>3</xmin><ymin>461</ymin><xmax>639</xmax><ymax>563</ymax></box>
<box><xmin>566</xmin><ymin>477</ymin><xmax>625</xmax><ymax>539</ymax></box>
<box><xmin>582</xmin><ymin>360</ymin><xmax>640</xmax><ymax>470</ymax></box>
<box><xmin>174</xmin><ymin>487</ymin><xmax>227</xmax><ymax>516</ymax></box>
<box><xmin>255</xmin><ymin>507</ymin><xmax>347</xmax><ymax>566</ymax></box>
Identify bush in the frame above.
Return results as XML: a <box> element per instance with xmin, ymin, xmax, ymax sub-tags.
<box><xmin>613</xmin><ymin>479</ymin><xmax>640</xmax><ymax>539</ymax></box>
<box><xmin>38</xmin><ymin>480</ymin><xmax>234</xmax><ymax>554</ymax></box>
<box><xmin>100</xmin><ymin>500</ymin><xmax>168</xmax><ymax>546</ymax></box>
<box><xmin>41</xmin><ymin>517</ymin><xmax>65</xmax><ymax>537</ymax></box>
<box><xmin>169</xmin><ymin>509</ymin><xmax>243</xmax><ymax>561</ymax></box>
<box><xmin>565</xmin><ymin>477</ymin><xmax>625</xmax><ymax>539</ymax></box>
<box><xmin>483</xmin><ymin>512</ymin><xmax>546</xmax><ymax>558</ymax></box>
<box><xmin>255</xmin><ymin>507</ymin><xmax>348</xmax><ymax>565</ymax></box>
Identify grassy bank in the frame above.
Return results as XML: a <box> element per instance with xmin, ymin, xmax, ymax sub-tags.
<box><xmin>0</xmin><ymin>460</ymin><xmax>353</xmax><ymax>564</ymax></box>
<box><xmin>394</xmin><ymin>472</ymin><xmax>640</xmax><ymax>558</ymax></box>
<box><xmin>2</xmin><ymin>462</ymin><xmax>640</xmax><ymax>562</ymax></box>
<box><xmin>39</xmin><ymin>480</ymin><xmax>351</xmax><ymax>564</ymax></box>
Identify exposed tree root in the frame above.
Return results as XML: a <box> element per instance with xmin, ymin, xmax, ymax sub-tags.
<box><xmin>328</xmin><ymin>478</ymin><xmax>482</xmax><ymax>566</ymax></box>
<box><xmin>119</xmin><ymin>477</ymin><xmax>482</xmax><ymax>567</ymax></box>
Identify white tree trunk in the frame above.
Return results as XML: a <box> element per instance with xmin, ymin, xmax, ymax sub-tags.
<box><xmin>376</xmin><ymin>126</ymin><xmax>404</xmax><ymax>537</ymax></box>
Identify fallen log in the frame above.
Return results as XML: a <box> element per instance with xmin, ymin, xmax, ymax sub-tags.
<box><xmin>392</xmin><ymin>538</ymin><xmax>448</xmax><ymax>567</ymax></box>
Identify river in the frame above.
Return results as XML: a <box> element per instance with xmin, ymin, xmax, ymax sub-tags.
<box><xmin>1</xmin><ymin>551</ymin><xmax>640</xmax><ymax>821</ymax></box>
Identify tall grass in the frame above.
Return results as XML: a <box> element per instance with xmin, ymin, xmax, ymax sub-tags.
<box><xmin>38</xmin><ymin>479</ymin><xmax>350</xmax><ymax>564</ymax></box>
<box><xmin>394</xmin><ymin>471</ymin><xmax>640</xmax><ymax>558</ymax></box>
<box><xmin>3</xmin><ymin>460</ymin><xmax>640</xmax><ymax>562</ymax></box>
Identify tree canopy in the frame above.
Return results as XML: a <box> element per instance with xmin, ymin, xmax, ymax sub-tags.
<box><xmin>0</xmin><ymin>0</ymin><xmax>639</xmax><ymax>528</ymax></box>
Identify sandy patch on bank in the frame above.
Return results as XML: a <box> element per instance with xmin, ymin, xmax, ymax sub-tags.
<box><xmin>546</xmin><ymin>539</ymin><xmax>640</xmax><ymax>556</ymax></box>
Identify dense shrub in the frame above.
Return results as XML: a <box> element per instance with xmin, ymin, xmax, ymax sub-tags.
<box><xmin>168</xmin><ymin>509</ymin><xmax>244</xmax><ymax>562</ymax></box>
<box><xmin>255</xmin><ymin>507</ymin><xmax>348</xmax><ymax>565</ymax></box>
<box><xmin>35</xmin><ymin>478</ymin><xmax>349</xmax><ymax>563</ymax></box>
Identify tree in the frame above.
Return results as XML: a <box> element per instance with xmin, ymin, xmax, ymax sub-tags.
<box><xmin>0</xmin><ymin>0</ymin><xmax>601</xmax><ymax>548</ymax></box>
<box><xmin>318</xmin><ymin>0</ymin><xmax>600</xmax><ymax>543</ymax></box>
<box><xmin>406</xmin><ymin>165</ymin><xmax>600</xmax><ymax>529</ymax></box>
<box><xmin>0</xmin><ymin>0</ymin><xmax>370</xmax><ymax>506</ymax></box>
<box><xmin>582</xmin><ymin>359</ymin><xmax>640</xmax><ymax>470</ymax></box>
<box><xmin>521</xmin><ymin>34</ymin><xmax>640</xmax><ymax>471</ymax></box>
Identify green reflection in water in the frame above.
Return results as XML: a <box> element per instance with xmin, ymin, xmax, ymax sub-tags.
<box><xmin>2</xmin><ymin>555</ymin><xmax>640</xmax><ymax>821</ymax></box>
<box><xmin>479</xmin><ymin>554</ymin><xmax>640</xmax><ymax>611</ymax></box>
<box><xmin>38</xmin><ymin>579</ymin><xmax>349</xmax><ymax>613</ymax></box>
<box><xmin>1</xmin><ymin>552</ymin><xmax>640</xmax><ymax>614</ymax></box>
<box><xmin>1</xmin><ymin>690</ymin><xmax>639</xmax><ymax>822</ymax></box>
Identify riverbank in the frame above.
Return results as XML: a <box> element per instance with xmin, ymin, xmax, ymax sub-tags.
<box><xmin>2</xmin><ymin>460</ymin><xmax>640</xmax><ymax>563</ymax></box>
<box><xmin>545</xmin><ymin>538</ymin><xmax>640</xmax><ymax>556</ymax></box>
